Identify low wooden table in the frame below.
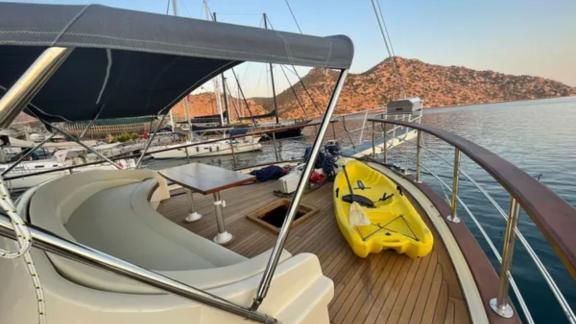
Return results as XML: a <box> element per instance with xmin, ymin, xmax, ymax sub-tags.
<box><xmin>159</xmin><ymin>163</ymin><xmax>255</xmax><ymax>244</ymax></box>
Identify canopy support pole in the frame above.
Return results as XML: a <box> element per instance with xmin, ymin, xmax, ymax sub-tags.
<box><xmin>0</xmin><ymin>213</ymin><xmax>275</xmax><ymax>323</ymax></box>
<box><xmin>136</xmin><ymin>113</ymin><xmax>168</xmax><ymax>168</ymax></box>
<box><xmin>250</xmin><ymin>68</ymin><xmax>348</xmax><ymax>310</ymax></box>
<box><xmin>0</xmin><ymin>47</ymin><xmax>72</xmax><ymax>128</ymax></box>
<box><xmin>43</xmin><ymin>121</ymin><xmax>123</xmax><ymax>170</ymax></box>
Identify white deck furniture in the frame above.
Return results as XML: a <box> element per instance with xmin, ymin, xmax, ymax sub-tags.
<box><xmin>0</xmin><ymin>169</ymin><xmax>333</xmax><ymax>323</ymax></box>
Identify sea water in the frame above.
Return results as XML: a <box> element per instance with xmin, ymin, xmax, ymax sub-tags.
<box><xmin>146</xmin><ymin>96</ymin><xmax>576</xmax><ymax>322</ymax></box>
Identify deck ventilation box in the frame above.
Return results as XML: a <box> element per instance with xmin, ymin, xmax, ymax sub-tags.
<box><xmin>386</xmin><ymin>97</ymin><xmax>423</xmax><ymax>114</ymax></box>
<box><xmin>247</xmin><ymin>199</ymin><xmax>318</xmax><ymax>233</ymax></box>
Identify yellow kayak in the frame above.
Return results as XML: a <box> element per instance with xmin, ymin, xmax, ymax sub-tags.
<box><xmin>333</xmin><ymin>160</ymin><xmax>433</xmax><ymax>258</ymax></box>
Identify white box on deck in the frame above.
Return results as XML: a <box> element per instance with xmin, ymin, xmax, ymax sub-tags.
<box><xmin>277</xmin><ymin>168</ymin><xmax>303</xmax><ymax>194</ymax></box>
<box><xmin>386</xmin><ymin>97</ymin><xmax>423</xmax><ymax>114</ymax></box>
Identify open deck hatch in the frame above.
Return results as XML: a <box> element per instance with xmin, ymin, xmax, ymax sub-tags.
<box><xmin>247</xmin><ymin>199</ymin><xmax>318</xmax><ymax>233</ymax></box>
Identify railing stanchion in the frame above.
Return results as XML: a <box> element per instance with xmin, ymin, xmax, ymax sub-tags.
<box><xmin>415</xmin><ymin>129</ymin><xmax>422</xmax><ymax>183</ymax></box>
<box><xmin>357</xmin><ymin>110</ymin><xmax>368</xmax><ymax>146</ymax></box>
<box><xmin>184</xmin><ymin>143</ymin><xmax>190</xmax><ymax>163</ymax></box>
<box><xmin>331</xmin><ymin>119</ymin><xmax>337</xmax><ymax>140</ymax></box>
<box><xmin>271</xmin><ymin>131</ymin><xmax>280</xmax><ymax>162</ymax></box>
<box><xmin>447</xmin><ymin>148</ymin><xmax>461</xmax><ymax>223</ymax></box>
<box><xmin>229</xmin><ymin>140</ymin><xmax>238</xmax><ymax>169</ymax></box>
<box><xmin>371</xmin><ymin>121</ymin><xmax>376</xmax><ymax>157</ymax></box>
<box><xmin>382</xmin><ymin>123</ymin><xmax>387</xmax><ymax>164</ymax></box>
<box><xmin>490</xmin><ymin>197</ymin><xmax>520</xmax><ymax>318</ymax></box>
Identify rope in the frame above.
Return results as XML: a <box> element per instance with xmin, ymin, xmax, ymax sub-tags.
<box><xmin>278</xmin><ymin>65</ymin><xmax>307</xmax><ymax>116</ymax></box>
<box><xmin>361</xmin><ymin>215</ymin><xmax>418</xmax><ymax>241</ymax></box>
<box><xmin>263</xmin><ymin>16</ymin><xmax>323</xmax><ymax>117</ymax></box>
<box><xmin>0</xmin><ymin>178</ymin><xmax>46</xmax><ymax>324</ymax></box>
<box><xmin>370</xmin><ymin>0</ymin><xmax>407</xmax><ymax>99</ymax></box>
<box><xmin>283</xmin><ymin>0</ymin><xmax>303</xmax><ymax>34</ymax></box>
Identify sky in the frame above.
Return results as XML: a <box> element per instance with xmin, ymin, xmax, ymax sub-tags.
<box><xmin>8</xmin><ymin>0</ymin><xmax>576</xmax><ymax>95</ymax></box>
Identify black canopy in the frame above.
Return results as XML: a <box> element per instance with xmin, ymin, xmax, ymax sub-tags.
<box><xmin>0</xmin><ymin>3</ymin><xmax>353</xmax><ymax>122</ymax></box>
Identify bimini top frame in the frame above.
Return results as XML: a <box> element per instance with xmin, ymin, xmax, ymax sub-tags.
<box><xmin>0</xmin><ymin>2</ymin><xmax>353</xmax><ymax>323</ymax></box>
<box><xmin>0</xmin><ymin>2</ymin><xmax>353</xmax><ymax>123</ymax></box>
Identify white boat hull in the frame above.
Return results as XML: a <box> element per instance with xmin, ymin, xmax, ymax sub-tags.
<box><xmin>0</xmin><ymin>159</ymin><xmax>135</xmax><ymax>190</ymax></box>
<box><xmin>151</xmin><ymin>138</ymin><xmax>262</xmax><ymax>159</ymax></box>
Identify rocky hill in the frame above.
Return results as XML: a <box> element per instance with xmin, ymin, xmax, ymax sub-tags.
<box><xmin>12</xmin><ymin>57</ymin><xmax>576</xmax><ymax>124</ymax></box>
<box><xmin>264</xmin><ymin>57</ymin><xmax>576</xmax><ymax>119</ymax></box>
<box><xmin>170</xmin><ymin>92</ymin><xmax>267</xmax><ymax>121</ymax></box>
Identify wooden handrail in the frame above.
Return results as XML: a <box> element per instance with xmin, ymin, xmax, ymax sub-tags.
<box><xmin>369</xmin><ymin>118</ymin><xmax>576</xmax><ymax>278</ymax></box>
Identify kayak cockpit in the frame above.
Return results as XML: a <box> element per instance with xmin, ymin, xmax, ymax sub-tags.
<box><xmin>333</xmin><ymin>160</ymin><xmax>433</xmax><ymax>258</ymax></box>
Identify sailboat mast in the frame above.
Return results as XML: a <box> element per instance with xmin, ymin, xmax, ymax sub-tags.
<box><xmin>263</xmin><ymin>13</ymin><xmax>280</xmax><ymax>125</ymax></box>
<box><xmin>168</xmin><ymin>0</ymin><xmax>176</xmax><ymax>136</ymax></box>
<box><xmin>214</xmin><ymin>12</ymin><xmax>230</xmax><ymax>124</ymax></box>
<box><xmin>167</xmin><ymin>0</ymin><xmax>177</xmax><ymax>133</ymax></box>
<box><xmin>221</xmin><ymin>75</ymin><xmax>230</xmax><ymax>123</ymax></box>
<box><xmin>170</xmin><ymin>0</ymin><xmax>193</xmax><ymax>140</ymax></box>
<box><xmin>203</xmin><ymin>2</ymin><xmax>225</xmax><ymax>126</ymax></box>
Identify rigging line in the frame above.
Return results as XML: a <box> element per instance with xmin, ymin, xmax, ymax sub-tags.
<box><xmin>206</xmin><ymin>11</ymin><xmax>256</xmax><ymax>123</ymax></box>
<box><xmin>370</xmin><ymin>0</ymin><xmax>393</xmax><ymax>58</ymax></box>
<box><xmin>165</xmin><ymin>0</ymin><xmax>170</xmax><ymax>15</ymax></box>
<box><xmin>286</xmin><ymin>66</ymin><xmax>322</xmax><ymax>116</ymax></box>
<box><xmin>283</xmin><ymin>0</ymin><xmax>303</xmax><ymax>34</ymax></box>
<box><xmin>375</xmin><ymin>0</ymin><xmax>396</xmax><ymax>57</ymax></box>
<box><xmin>230</xmin><ymin>68</ymin><xmax>256</xmax><ymax>124</ymax></box>
<box><xmin>263</xmin><ymin>16</ymin><xmax>322</xmax><ymax>116</ymax></box>
<box><xmin>279</xmin><ymin>65</ymin><xmax>307</xmax><ymax>117</ymax></box>
<box><xmin>224</xmin><ymin>79</ymin><xmax>242</xmax><ymax>121</ymax></box>
<box><xmin>0</xmin><ymin>85</ymin><xmax>73</xmax><ymax>123</ymax></box>
<box><xmin>370</xmin><ymin>0</ymin><xmax>406</xmax><ymax>98</ymax></box>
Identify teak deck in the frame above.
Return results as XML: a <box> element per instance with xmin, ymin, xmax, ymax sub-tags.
<box><xmin>158</xmin><ymin>181</ymin><xmax>471</xmax><ymax>324</ymax></box>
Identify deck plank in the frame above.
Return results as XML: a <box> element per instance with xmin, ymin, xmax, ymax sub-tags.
<box><xmin>157</xmin><ymin>181</ymin><xmax>471</xmax><ymax>324</ymax></box>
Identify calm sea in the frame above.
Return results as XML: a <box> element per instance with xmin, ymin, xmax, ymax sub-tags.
<box><xmin>146</xmin><ymin>96</ymin><xmax>576</xmax><ymax>322</ymax></box>
<box><xmin>417</xmin><ymin>97</ymin><xmax>576</xmax><ymax>323</ymax></box>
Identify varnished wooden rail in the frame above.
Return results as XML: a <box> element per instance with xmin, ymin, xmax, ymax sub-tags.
<box><xmin>369</xmin><ymin>118</ymin><xmax>576</xmax><ymax>279</ymax></box>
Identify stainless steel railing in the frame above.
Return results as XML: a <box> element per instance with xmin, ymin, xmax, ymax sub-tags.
<box><xmin>365</xmin><ymin>118</ymin><xmax>576</xmax><ymax>323</ymax></box>
<box><xmin>417</xmin><ymin>143</ymin><xmax>575</xmax><ymax>323</ymax></box>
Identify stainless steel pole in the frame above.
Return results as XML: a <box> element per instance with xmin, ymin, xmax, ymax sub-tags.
<box><xmin>415</xmin><ymin>130</ymin><xmax>422</xmax><ymax>183</ymax></box>
<box><xmin>490</xmin><ymin>197</ymin><xmax>520</xmax><ymax>318</ymax></box>
<box><xmin>447</xmin><ymin>148</ymin><xmax>461</xmax><ymax>223</ymax></box>
<box><xmin>183</xmin><ymin>96</ymin><xmax>194</xmax><ymax>142</ymax></box>
<box><xmin>382</xmin><ymin>123</ymin><xmax>387</xmax><ymax>164</ymax></box>
<box><xmin>48</xmin><ymin>123</ymin><xmax>123</xmax><ymax>170</ymax></box>
<box><xmin>371</xmin><ymin>121</ymin><xmax>376</xmax><ymax>157</ymax></box>
<box><xmin>0</xmin><ymin>214</ymin><xmax>274</xmax><ymax>323</ymax></box>
<box><xmin>229</xmin><ymin>141</ymin><xmax>238</xmax><ymax>169</ymax></box>
<box><xmin>212</xmin><ymin>191</ymin><xmax>233</xmax><ymax>244</ymax></box>
<box><xmin>185</xmin><ymin>189</ymin><xmax>202</xmax><ymax>222</ymax></box>
<box><xmin>0</xmin><ymin>47</ymin><xmax>72</xmax><ymax>128</ymax></box>
<box><xmin>136</xmin><ymin>114</ymin><xmax>168</xmax><ymax>168</ymax></box>
<box><xmin>271</xmin><ymin>131</ymin><xmax>280</xmax><ymax>161</ymax></box>
<box><xmin>357</xmin><ymin>110</ymin><xmax>368</xmax><ymax>146</ymax></box>
<box><xmin>1</xmin><ymin>134</ymin><xmax>55</xmax><ymax>176</ymax></box>
<box><xmin>250</xmin><ymin>69</ymin><xmax>348</xmax><ymax>311</ymax></box>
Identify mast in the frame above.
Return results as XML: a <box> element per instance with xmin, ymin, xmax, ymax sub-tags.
<box><xmin>171</xmin><ymin>0</ymin><xmax>193</xmax><ymax>140</ymax></box>
<box><xmin>166</xmin><ymin>0</ymin><xmax>180</xmax><ymax>133</ymax></box>
<box><xmin>221</xmin><ymin>75</ymin><xmax>230</xmax><ymax>123</ymax></box>
<box><xmin>263</xmin><ymin>13</ymin><xmax>280</xmax><ymax>125</ymax></box>
<box><xmin>214</xmin><ymin>12</ymin><xmax>230</xmax><ymax>124</ymax></box>
<box><xmin>203</xmin><ymin>2</ymin><xmax>225</xmax><ymax>125</ymax></box>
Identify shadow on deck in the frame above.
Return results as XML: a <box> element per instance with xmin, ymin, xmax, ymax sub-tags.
<box><xmin>158</xmin><ymin>181</ymin><xmax>470</xmax><ymax>324</ymax></box>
